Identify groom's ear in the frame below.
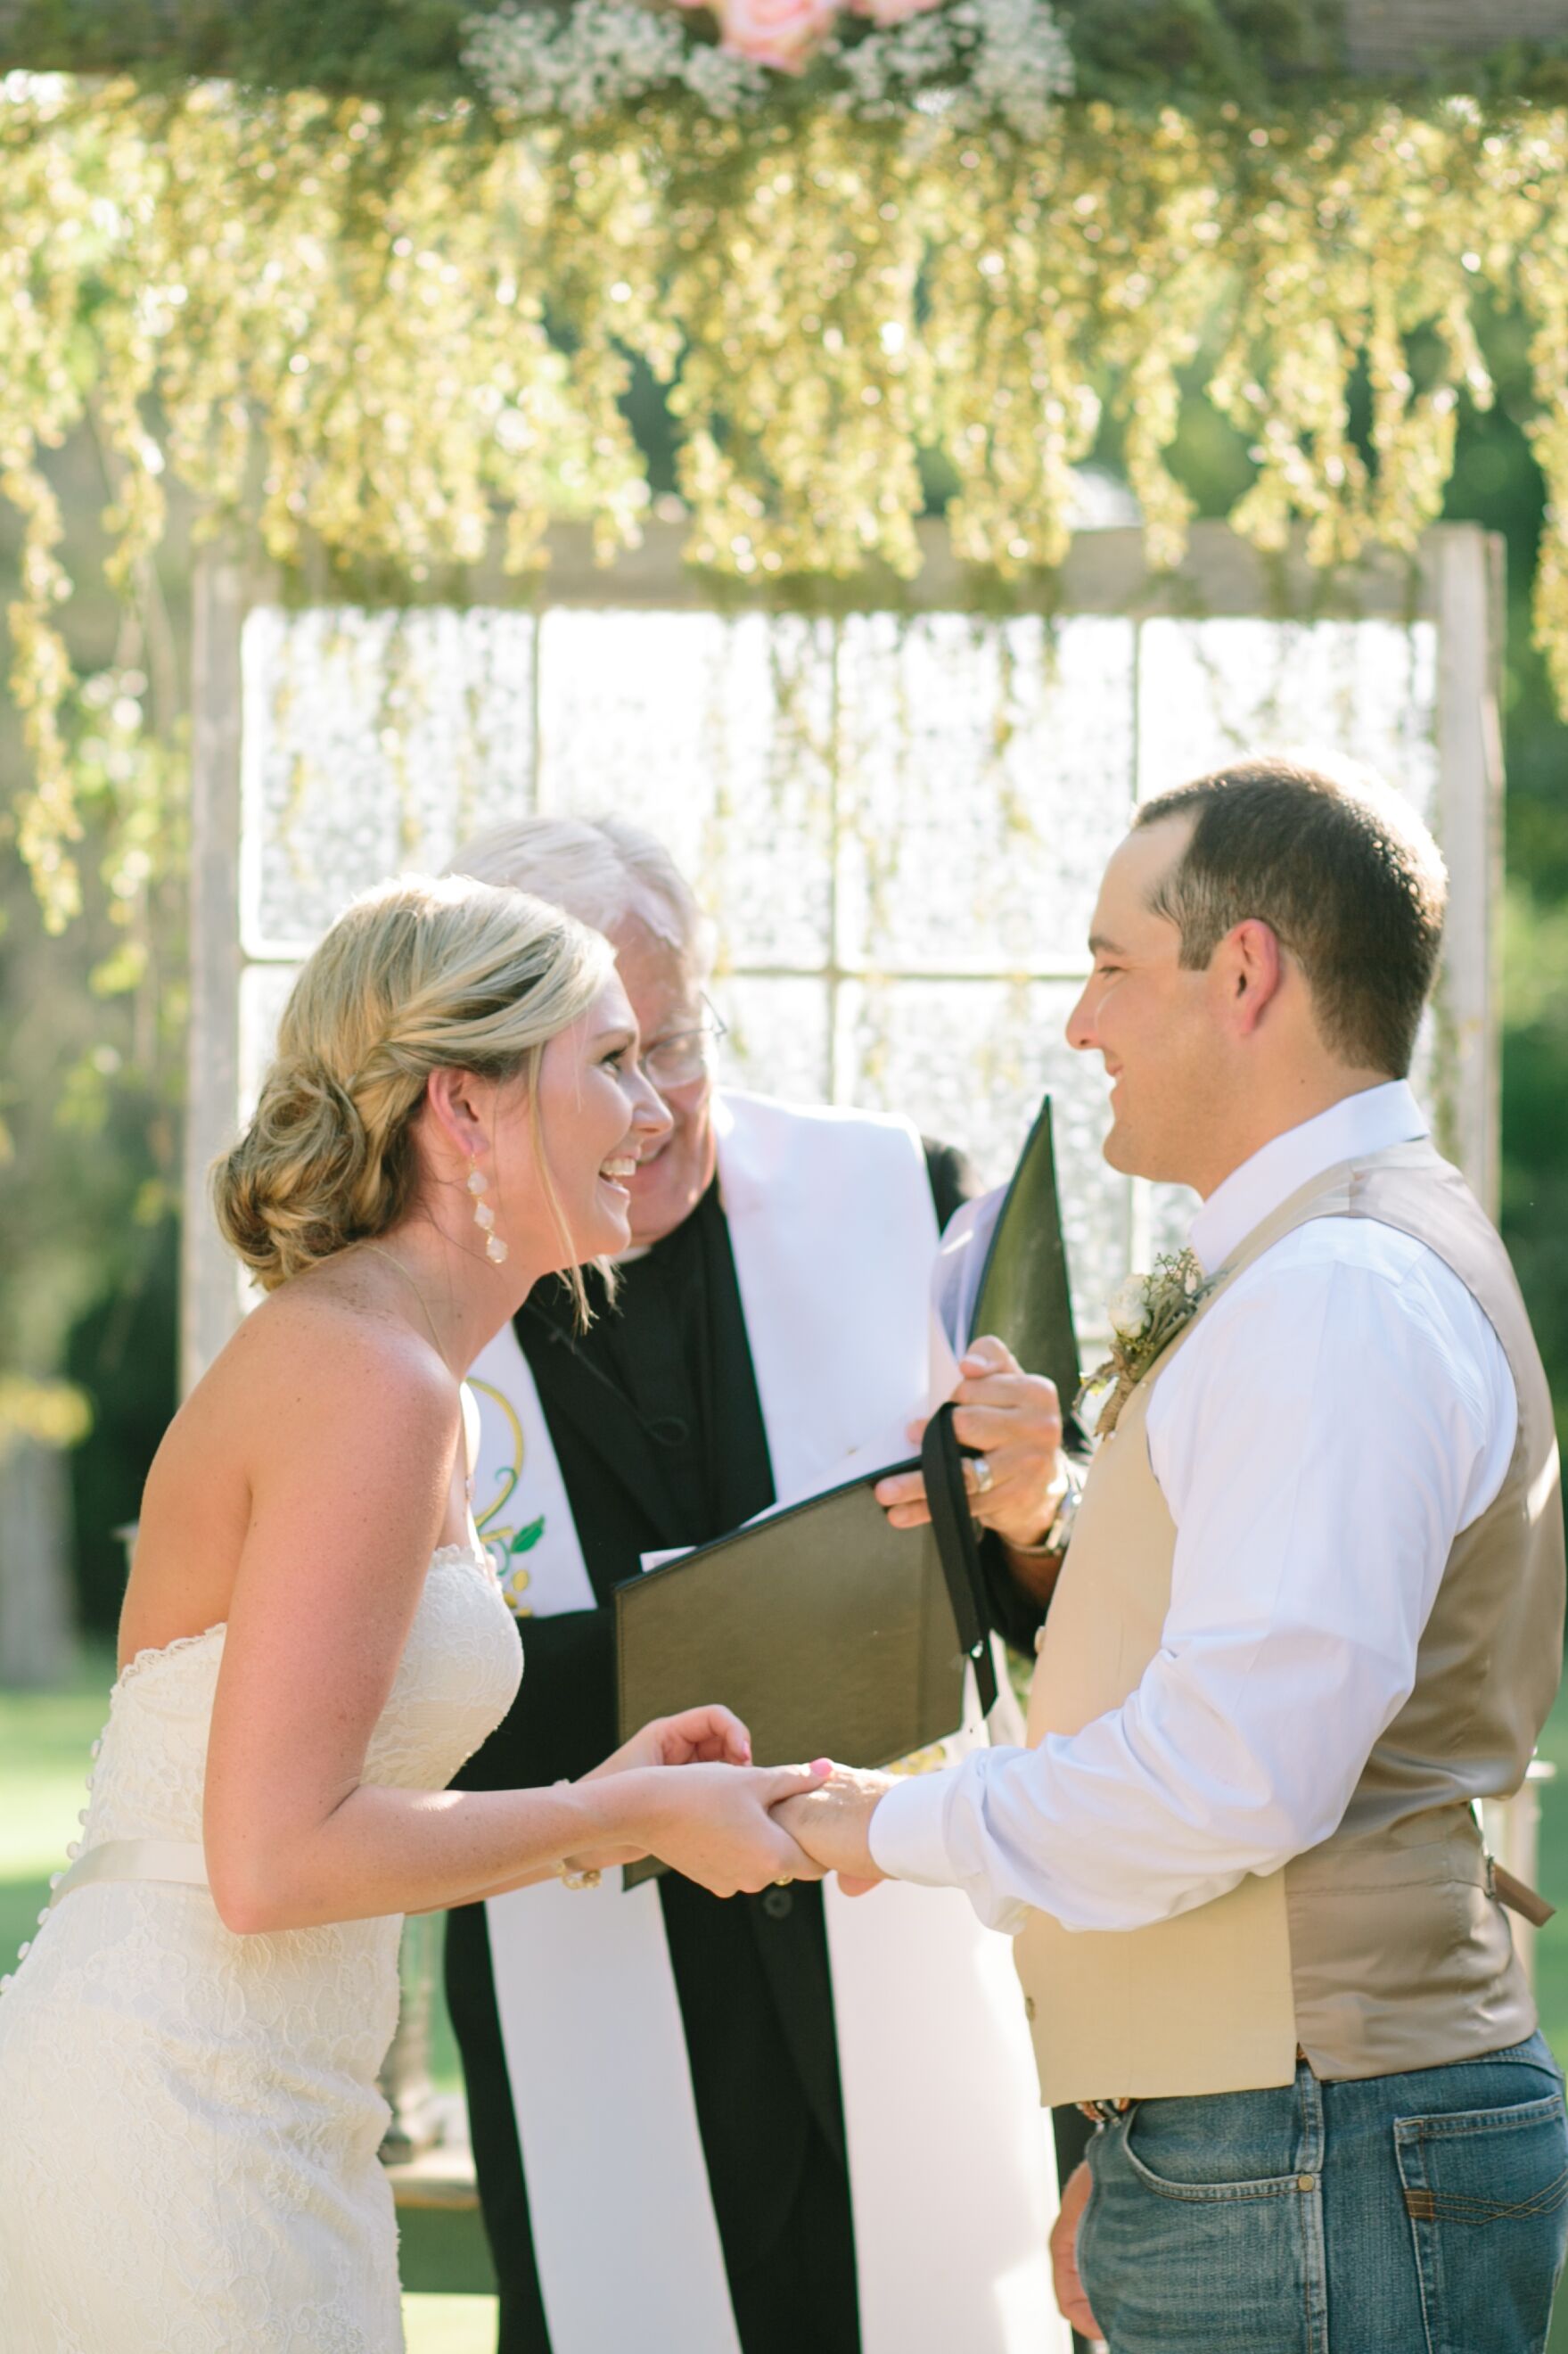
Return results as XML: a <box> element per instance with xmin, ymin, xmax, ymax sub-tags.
<box><xmin>1217</xmin><ymin>918</ymin><xmax>1285</xmax><ymax>1036</ymax></box>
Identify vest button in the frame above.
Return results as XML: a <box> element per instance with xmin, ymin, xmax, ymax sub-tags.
<box><xmin>1024</xmin><ymin>1996</ymin><xmax>1037</xmax><ymax>2021</ymax></box>
<box><xmin>1296</xmin><ymin>2174</ymin><xmax>1316</xmax><ymax>2193</ymax></box>
<box><xmin>761</xmin><ymin>1887</ymin><xmax>793</xmax><ymax>1921</ymax></box>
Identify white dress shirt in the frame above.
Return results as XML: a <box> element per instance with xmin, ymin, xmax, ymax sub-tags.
<box><xmin>869</xmin><ymin>1082</ymin><xmax>1519</xmax><ymax>1934</ymax></box>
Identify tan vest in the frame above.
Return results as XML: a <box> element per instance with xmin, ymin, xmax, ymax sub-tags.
<box><xmin>1015</xmin><ymin>1140</ymin><xmax>1565</xmax><ymax>2104</ymax></box>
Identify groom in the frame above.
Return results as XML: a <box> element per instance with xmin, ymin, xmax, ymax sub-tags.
<box><xmin>782</xmin><ymin>756</ymin><xmax>1568</xmax><ymax>2351</ymax></box>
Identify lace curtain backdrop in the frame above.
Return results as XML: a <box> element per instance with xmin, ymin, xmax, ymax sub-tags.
<box><xmin>223</xmin><ymin>535</ymin><xmax>1449</xmax><ymax>1361</ymax></box>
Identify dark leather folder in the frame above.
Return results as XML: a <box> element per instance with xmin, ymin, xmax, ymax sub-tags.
<box><xmin>613</xmin><ymin>1096</ymin><xmax>1079</xmax><ymax>1879</ymax></box>
<box><xmin>617</xmin><ymin>1438</ymin><xmax>980</xmax><ymax>1788</ymax></box>
<box><xmin>970</xmin><ymin>1090</ymin><xmax>1081</xmax><ymax>1414</ymax></box>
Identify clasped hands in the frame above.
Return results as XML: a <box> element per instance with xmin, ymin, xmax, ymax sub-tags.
<box><xmin>560</xmin><ymin>1705</ymin><xmax>891</xmax><ymax>1898</ymax></box>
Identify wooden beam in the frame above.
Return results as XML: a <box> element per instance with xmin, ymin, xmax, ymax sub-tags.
<box><xmin>1434</xmin><ymin>523</ymin><xmax>1506</xmax><ymax>1214</ymax></box>
<box><xmin>263</xmin><ymin>518</ymin><xmax>1453</xmax><ymax>622</ymax></box>
<box><xmin>1346</xmin><ymin>0</ymin><xmax>1568</xmax><ymax>70</ymax></box>
<box><xmin>181</xmin><ymin>549</ymin><xmax>245</xmax><ymax>1396</ymax></box>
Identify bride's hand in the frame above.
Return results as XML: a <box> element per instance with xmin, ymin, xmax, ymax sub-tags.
<box><xmin>581</xmin><ymin>1704</ymin><xmax>754</xmax><ymax>1782</ymax></box>
<box><xmin>579</xmin><ymin>1757</ymin><xmax>832</xmax><ymax>1899</ymax></box>
<box><xmin>772</xmin><ymin>1764</ymin><xmax>893</xmax><ymax>1891</ymax></box>
<box><xmin>559</xmin><ymin>1708</ymin><xmax>759</xmax><ymax>1874</ymax></box>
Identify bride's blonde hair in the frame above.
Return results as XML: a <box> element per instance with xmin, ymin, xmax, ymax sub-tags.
<box><xmin>214</xmin><ymin>873</ymin><xmax>612</xmax><ymax>1292</ymax></box>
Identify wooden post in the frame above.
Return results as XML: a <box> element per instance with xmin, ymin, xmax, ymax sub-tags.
<box><xmin>181</xmin><ymin>556</ymin><xmax>246</xmax><ymax>1399</ymax></box>
<box><xmin>1434</xmin><ymin>524</ymin><xmax>1506</xmax><ymax>1214</ymax></box>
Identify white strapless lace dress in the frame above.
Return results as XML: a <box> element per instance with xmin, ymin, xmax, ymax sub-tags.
<box><xmin>0</xmin><ymin>1544</ymin><xmax>522</xmax><ymax>2354</ymax></box>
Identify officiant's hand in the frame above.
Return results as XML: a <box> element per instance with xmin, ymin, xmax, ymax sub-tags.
<box><xmin>874</xmin><ymin>1336</ymin><xmax>1068</xmax><ymax>1553</ymax></box>
<box><xmin>773</xmin><ymin>1764</ymin><xmax>892</xmax><ymax>1893</ymax></box>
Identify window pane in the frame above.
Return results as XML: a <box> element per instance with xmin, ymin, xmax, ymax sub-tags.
<box><xmin>242</xmin><ymin>607</ymin><xmax>537</xmax><ymax>957</ymax></box>
<box><xmin>836</xmin><ymin>613</ymin><xmax>1137</xmax><ymax>974</ymax></box>
<box><xmin>1137</xmin><ymin>618</ymin><xmax>1439</xmax><ymax>819</ymax></box>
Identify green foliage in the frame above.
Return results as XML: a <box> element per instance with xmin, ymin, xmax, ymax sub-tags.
<box><xmin>0</xmin><ymin>1</ymin><xmax>477</xmax><ymax>105</ymax></box>
<box><xmin>6</xmin><ymin>0</ymin><xmax>1568</xmax><ymax>107</ymax></box>
<box><xmin>65</xmin><ymin>1217</ymin><xmax>175</xmax><ymax>1634</ymax></box>
<box><xmin>12</xmin><ymin>79</ymin><xmax>1568</xmax><ymax>938</ymax></box>
<box><xmin>1055</xmin><ymin>0</ymin><xmax>1342</xmax><ymax>103</ymax></box>
<box><xmin>0</xmin><ymin>1372</ymin><xmax>90</xmax><ymax>1456</ymax></box>
<box><xmin>1442</xmin><ymin>358</ymin><xmax>1568</xmax><ymax>1446</ymax></box>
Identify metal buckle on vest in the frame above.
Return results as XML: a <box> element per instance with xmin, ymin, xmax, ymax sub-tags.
<box><xmin>1487</xmin><ymin>1854</ymin><xmax>1557</xmax><ymax>1928</ymax></box>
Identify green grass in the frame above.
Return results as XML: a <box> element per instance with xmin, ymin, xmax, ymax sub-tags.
<box><xmin>0</xmin><ymin>1650</ymin><xmax>114</xmax><ymax>1973</ymax></box>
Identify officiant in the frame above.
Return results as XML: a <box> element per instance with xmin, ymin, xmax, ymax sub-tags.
<box><xmin>443</xmin><ymin>814</ymin><xmax>1075</xmax><ymax>2354</ymax></box>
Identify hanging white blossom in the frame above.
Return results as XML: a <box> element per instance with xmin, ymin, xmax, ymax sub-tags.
<box><xmin>463</xmin><ymin>0</ymin><xmax>1073</xmax><ymax>131</ymax></box>
<box><xmin>464</xmin><ymin>1</ymin><xmax>689</xmax><ymax>123</ymax></box>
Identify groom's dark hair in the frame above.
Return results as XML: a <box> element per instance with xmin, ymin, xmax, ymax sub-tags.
<box><xmin>1134</xmin><ymin>757</ymin><xmax>1448</xmax><ymax>1077</ymax></box>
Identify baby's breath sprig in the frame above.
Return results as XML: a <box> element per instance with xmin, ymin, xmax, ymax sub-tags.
<box><xmin>1077</xmin><ymin>1249</ymin><xmax>1210</xmax><ymax>1439</ymax></box>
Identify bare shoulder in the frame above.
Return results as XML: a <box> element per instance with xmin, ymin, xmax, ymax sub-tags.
<box><xmin>124</xmin><ymin>1265</ymin><xmax>466</xmax><ymax>1671</ymax></box>
<box><xmin>212</xmin><ymin>1270</ymin><xmax>460</xmax><ymax>1471</ymax></box>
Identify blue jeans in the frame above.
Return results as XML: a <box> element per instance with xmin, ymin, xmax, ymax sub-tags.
<box><xmin>1078</xmin><ymin>2034</ymin><xmax>1568</xmax><ymax>2354</ymax></box>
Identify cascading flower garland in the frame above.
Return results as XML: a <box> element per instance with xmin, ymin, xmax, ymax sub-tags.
<box><xmin>6</xmin><ymin>73</ymin><xmax>1568</xmax><ymax>934</ymax></box>
<box><xmin>462</xmin><ymin>0</ymin><xmax>1075</xmax><ymax>136</ymax></box>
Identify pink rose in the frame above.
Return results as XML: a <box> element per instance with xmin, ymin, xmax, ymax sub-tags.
<box><xmin>718</xmin><ymin>0</ymin><xmax>839</xmax><ymax>71</ymax></box>
<box><xmin>847</xmin><ymin>0</ymin><xmax>944</xmax><ymax>21</ymax></box>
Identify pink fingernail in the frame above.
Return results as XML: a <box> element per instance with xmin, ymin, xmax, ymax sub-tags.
<box><xmin>810</xmin><ymin>1757</ymin><xmax>832</xmax><ymax>1775</ymax></box>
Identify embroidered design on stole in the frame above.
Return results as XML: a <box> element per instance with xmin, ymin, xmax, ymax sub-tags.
<box><xmin>469</xmin><ymin>1377</ymin><xmax>546</xmax><ymax>1616</ymax></box>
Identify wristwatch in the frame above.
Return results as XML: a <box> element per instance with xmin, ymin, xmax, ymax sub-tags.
<box><xmin>1010</xmin><ymin>1459</ymin><xmax>1084</xmax><ymax>1564</ymax></box>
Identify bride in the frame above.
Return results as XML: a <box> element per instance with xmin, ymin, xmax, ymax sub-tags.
<box><xmin>0</xmin><ymin>873</ymin><xmax>824</xmax><ymax>2352</ymax></box>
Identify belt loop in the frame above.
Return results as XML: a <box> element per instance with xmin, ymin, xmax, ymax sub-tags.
<box><xmin>1294</xmin><ymin>2054</ymin><xmax>1325</xmax><ymax>2181</ymax></box>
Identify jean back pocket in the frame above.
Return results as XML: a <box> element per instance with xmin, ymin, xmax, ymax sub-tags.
<box><xmin>1395</xmin><ymin>2091</ymin><xmax>1568</xmax><ymax>2354</ymax></box>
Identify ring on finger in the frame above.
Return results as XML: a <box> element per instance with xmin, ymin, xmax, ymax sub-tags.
<box><xmin>774</xmin><ymin>1875</ymin><xmax>794</xmax><ymax>1888</ymax></box>
<box><xmin>971</xmin><ymin>1456</ymin><xmax>995</xmax><ymax>1497</ymax></box>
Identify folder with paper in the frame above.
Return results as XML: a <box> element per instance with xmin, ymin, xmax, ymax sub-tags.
<box><xmin>613</xmin><ymin>1095</ymin><xmax>1080</xmax><ymax>1804</ymax></box>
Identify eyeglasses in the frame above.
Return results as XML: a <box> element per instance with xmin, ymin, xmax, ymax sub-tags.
<box><xmin>642</xmin><ymin>996</ymin><xmax>728</xmax><ymax>1092</ymax></box>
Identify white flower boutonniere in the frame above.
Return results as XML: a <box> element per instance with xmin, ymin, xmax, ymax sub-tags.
<box><xmin>1077</xmin><ymin>1247</ymin><xmax>1210</xmax><ymax>1438</ymax></box>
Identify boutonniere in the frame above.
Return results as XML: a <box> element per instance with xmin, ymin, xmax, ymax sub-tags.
<box><xmin>1076</xmin><ymin>1248</ymin><xmax>1211</xmax><ymax>1438</ymax></box>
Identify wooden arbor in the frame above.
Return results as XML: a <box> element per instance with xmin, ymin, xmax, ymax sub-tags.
<box><xmin>185</xmin><ymin>516</ymin><xmax>1505</xmax><ymax>1387</ymax></box>
<box><xmin>181</xmin><ymin>513</ymin><xmax>1534</xmax><ymax>2277</ymax></box>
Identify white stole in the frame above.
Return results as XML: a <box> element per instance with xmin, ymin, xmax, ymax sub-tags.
<box><xmin>465</xmin><ymin>1092</ymin><xmax>1063</xmax><ymax>2354</ymax></box>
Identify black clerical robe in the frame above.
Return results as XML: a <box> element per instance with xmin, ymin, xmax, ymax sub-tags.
<box><xmin>446</xmin><ymin>1144</ymin><xmax>1021</xmax><ymax>2354</ymax></box>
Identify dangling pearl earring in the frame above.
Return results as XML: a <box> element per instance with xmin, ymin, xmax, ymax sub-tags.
<box><xmin>468</xmin><ymin>1163</ymin><xmax>508</xmax><ymax>1265</ymax></box>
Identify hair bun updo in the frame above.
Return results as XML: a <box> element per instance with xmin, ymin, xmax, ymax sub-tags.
<box><xmin>211</xmin><ymin>873</ymin><xmax>612</xmax><ymax>1292</ymax></box>
<box><xmin>214</xmin><ymin>1058</ymin><xmax>380</xmax><ymax>1291</ymax></box>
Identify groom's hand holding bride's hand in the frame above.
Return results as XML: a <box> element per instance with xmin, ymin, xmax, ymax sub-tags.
<box><xmin>568</xmin><ymin>1707</ymin><xmax>832</xmax><ymax>1897</ymax></box>
<box><xmin>772</xmin><ymin>1764</ymin><xmax>895</xmax><ymax>1896</ymax></box>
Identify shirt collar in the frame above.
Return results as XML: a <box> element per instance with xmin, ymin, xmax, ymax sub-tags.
<box><xmin>1188</xmin><ymin>1080</ymin><xmax>1429</xmax><ymax>1277</ymax></box>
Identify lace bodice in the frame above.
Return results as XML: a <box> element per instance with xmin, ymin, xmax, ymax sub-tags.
<box><xmin>85</xmin><ymin>1543</ymin><xmax>522</xmax><ymax>1849</ymax></box>
<box><xmin>0</xmin><ymin>1543</ymin><xmax>523</xmax><ymax>2354</ymax></box>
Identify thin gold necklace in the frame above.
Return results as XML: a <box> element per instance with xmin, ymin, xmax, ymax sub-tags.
<box><xmin>360</xmin><ymin>1242</ymin><xmax>448</xmax><ymax>1364</ymax></box>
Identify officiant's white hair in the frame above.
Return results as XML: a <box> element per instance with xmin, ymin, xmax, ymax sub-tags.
<box><xmin>450</xmin><ymin>814</ymin><xmax>716</xmax><ymax>977</ymax></box>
